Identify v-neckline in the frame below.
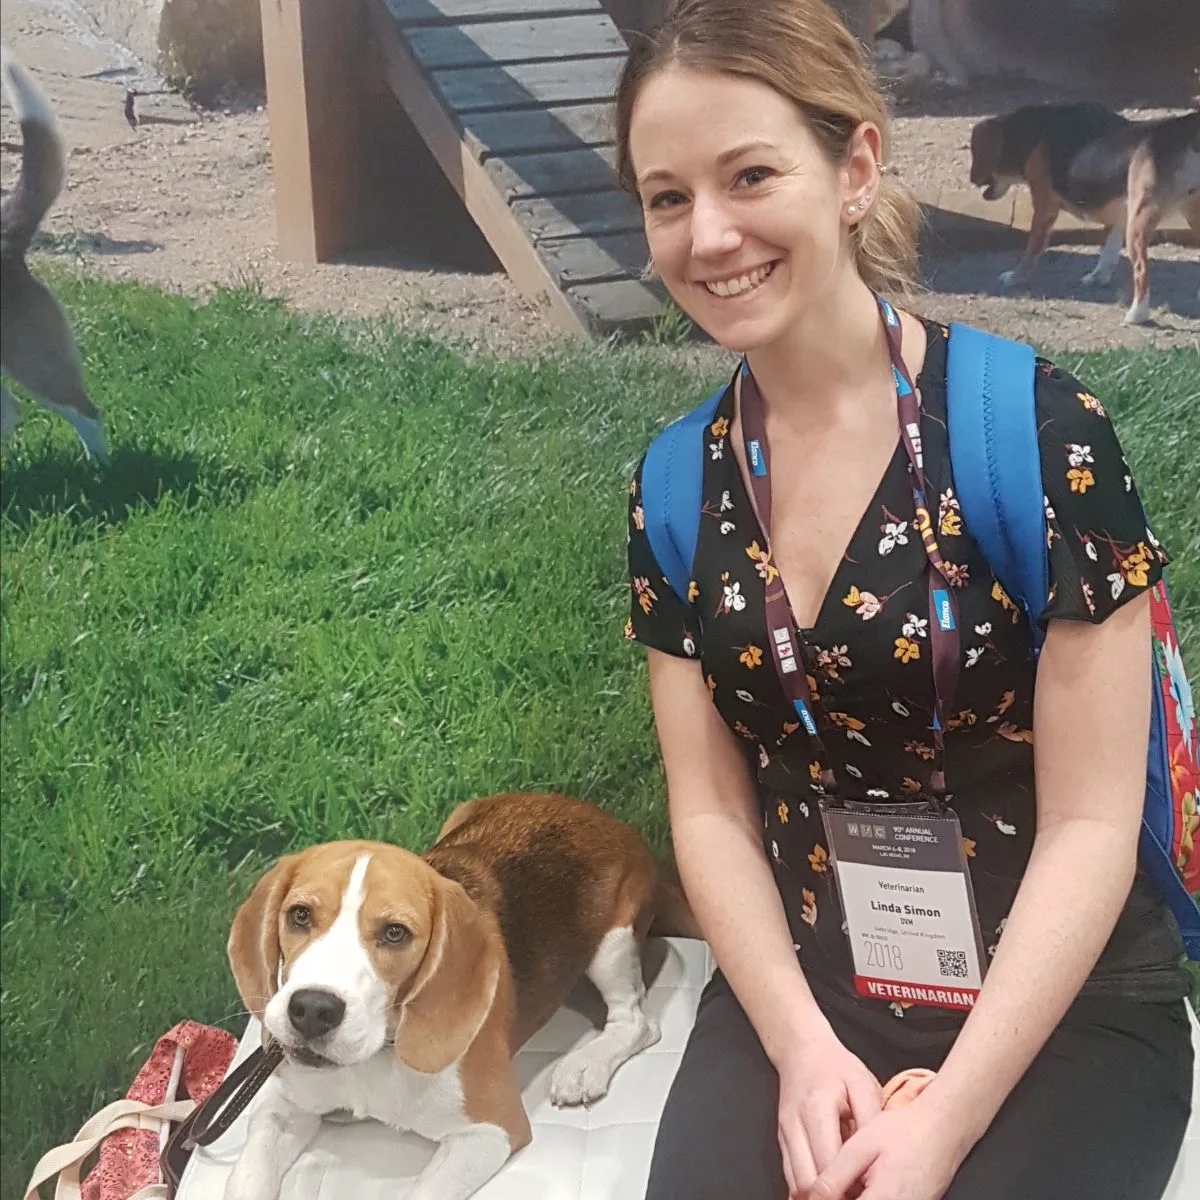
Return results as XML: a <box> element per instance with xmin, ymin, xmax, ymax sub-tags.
<box><xmin>720</xmin><ymin>320</ymin><xmax>939</xmax><ymax>637</ymax></box>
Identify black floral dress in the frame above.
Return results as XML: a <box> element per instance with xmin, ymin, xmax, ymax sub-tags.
<box><xmin>627</xmin><ymin>319</ymin><xmax>1188</xmax><ymax>1022</ymax></box>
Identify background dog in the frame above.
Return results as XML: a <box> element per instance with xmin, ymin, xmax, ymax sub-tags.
<box><xmin>970</xmin><ymin>102</ymin><xmax>1200</xmax><ymax>325</ymax></box>
<box><xmin>1</xmin><ymin>47</ymin><xmax>109</xmax><ymax>463</ymax></box>
<box><xmin>223</xmin><ymin>792</ymin><xmax>698</xmax><ymax>1200</ymax></box>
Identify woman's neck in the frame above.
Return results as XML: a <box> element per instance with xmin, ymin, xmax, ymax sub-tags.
<box><xmin>742</xmin><ymin>273</ymin><xmax>908</xmax><ymax>431</ymax></box>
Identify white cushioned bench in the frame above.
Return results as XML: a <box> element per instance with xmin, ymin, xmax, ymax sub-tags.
<box><xmin>177</xmin><ymin>938</ymin><xmax>1200</xmax><ymax>1200</ymax></box>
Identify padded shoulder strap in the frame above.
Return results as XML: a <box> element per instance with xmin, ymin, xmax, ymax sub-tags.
<box><xmin>642</xmin><ymin>387</ymin><xmax>725</xmax><ymax>605</ymax></box>
<box><xmin>946</xmin><ymin>324</ymin><xmax>1045</xmax><ymax>644</ymax></box>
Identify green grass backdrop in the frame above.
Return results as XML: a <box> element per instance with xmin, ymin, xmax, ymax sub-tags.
<box><xmin>1</xmin><ymin>273</ymin><xmax>1196</xmax><ymax>1197</ymax></box>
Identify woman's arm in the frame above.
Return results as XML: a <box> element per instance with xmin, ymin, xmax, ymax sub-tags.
<box><xmin>649</xmin><ymin>647</ymin><xmax>829</xmax><ymax>1060</ymax></box>
<box><xmin>812</xmin><ymin>593</ymin><xmax>1155</xmax><ymax>1200</ymax></box>
<box><xmin>917</xmin><ymin>591</ymin><xmax>1152</xmax><ymax>1138</ymax></box>
<box><xmin>649</xmin><ymin>648</ymin><xmax>882</xmax><ymax>1195</ymax></box>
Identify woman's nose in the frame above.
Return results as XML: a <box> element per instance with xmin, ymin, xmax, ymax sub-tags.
<box><xmin>689</xmin><ymin>192</ymin><xmax>742</xmax><ymax>259</ymax></box>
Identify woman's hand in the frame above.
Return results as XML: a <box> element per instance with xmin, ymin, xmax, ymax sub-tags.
<box><xmin>775</xmin><ymin>1027</ymin><xmax>883</xmax><ymax>1197</ymax></box>
<box><xmin>810</xmin><ymin>1091</ymin><xmax>978</xmax><ymax>1200</ymax></box>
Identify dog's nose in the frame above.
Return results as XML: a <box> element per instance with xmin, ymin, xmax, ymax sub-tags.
<box><xmin>287</xmin><ymin>989</ymin><xmax>346</xmax><ymax>1040</ymax></box>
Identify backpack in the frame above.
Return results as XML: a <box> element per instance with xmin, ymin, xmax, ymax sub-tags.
<box><xmin>640</xmin><ymin>324</ymin><xmax>1200</xmax><ymax>958</ymax></box>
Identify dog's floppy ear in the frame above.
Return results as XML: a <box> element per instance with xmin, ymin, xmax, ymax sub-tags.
<box><xmin>394</xmin><ymin>874</ymin><xmax>499</xmax><ymax>1075</ymax></box>
<box><xmin>227</xmin><ymin>855</ymin><xmax>296</xmax><ymax>1019</ymax></box>
<box><xmin>969</xmin><ymin>117</ymin><xmax>1002</xmax><ymax>179</ymax></box>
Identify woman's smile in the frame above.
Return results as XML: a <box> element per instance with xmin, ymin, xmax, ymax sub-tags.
<box><xmin>699</xmin><ymin>260</ymin><xmax>780</xmax><ymax>299</ymax></box>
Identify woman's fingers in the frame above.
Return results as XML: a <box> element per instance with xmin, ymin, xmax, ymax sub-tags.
<box><xmin>806</xmin><ymin>1096</ymin><xmax>848</xmax><ymax>1174</ymax></box>
<box><xmin>846</xmin><ymin>1069</ymin><xmax>883</xmax><ymax>1130</ymax></box>
<box><xmin>779</xmin><ymin>1113</ymin><xmax>820</xmax><ymax>1197</ymax></box>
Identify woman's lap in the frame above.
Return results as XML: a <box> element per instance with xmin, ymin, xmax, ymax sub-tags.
<box><xmin>645</xmin><ymin>973</ymin><xmax>1193</xmax><ymax>1200</ymax></box>
<box><xmin>946</xmin><ymin>995</ymin><xmax>1193</xmax><ymax>1200</ymax></box>
<box><xmin>644</xmin><ymin>974</ymin><xmax>789</xmax><ymax>1200</ymax></box>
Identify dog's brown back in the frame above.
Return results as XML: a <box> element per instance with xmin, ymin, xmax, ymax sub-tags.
<box><xmin>425</xmin><ymin>792</ymin><xmax>691</xmax><ymax>1047</ymax></box>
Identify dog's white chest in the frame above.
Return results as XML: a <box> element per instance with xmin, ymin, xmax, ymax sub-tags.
<box><xmin>278</xmin><ymin>1053</ymin><xmax>469</xmax><ymax>1141</ymax></box>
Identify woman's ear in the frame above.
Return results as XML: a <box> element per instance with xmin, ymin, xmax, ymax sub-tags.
<box><xmin>843</xmin><ymin>121</ymin><xmax>885</xmax><ymax>216</ymax></box>
<box><xmin>227</xmin><ymin>856</ymin><xmax>295</xmax><ymax>1019</ymax></box>
<box><xmin>393</xmin><ymin>874</ymin><xmax>500</xmax><ymax>1075</ymax></box>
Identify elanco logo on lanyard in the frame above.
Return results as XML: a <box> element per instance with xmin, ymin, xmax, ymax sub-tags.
<box><xmin>737</xmin><ymin>297</ymin><xmax>987</xmax><ymax>1009</ymax></box>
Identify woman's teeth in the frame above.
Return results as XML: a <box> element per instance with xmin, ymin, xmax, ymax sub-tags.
<box><xmin>704</xmin><ymin>262</ymin><xmax>776</xmax><ymax>298</ymax></box>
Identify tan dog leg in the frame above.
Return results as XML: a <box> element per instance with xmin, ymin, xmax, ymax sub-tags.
<box><xmin>1081</xmin><ymin>225</ymin><xmax>1124</xmax><ymax>288</ymax></box>
<box><xmin>1</xmin><ymin>272</ymin><xmax>108</xmax><ymax>463</ymax></box>
<box><xmin>549</xmin><ymin>924</ymin><xmax>661</xmax><ymax>1106</ymax></box>
<box><xmin>1123</xmin><ymin>141</ymin><xmax>1165</xmax><ymax>326</ymax></box>
<box><xmin>1000</xmin><ymin>149</ymin><xmax>1061</xmax><ymax>288</ymax></box>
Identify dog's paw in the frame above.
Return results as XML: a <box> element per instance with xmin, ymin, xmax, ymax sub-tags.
<box><xmin>998</xmin><ymin>270</ymin><xmax>1020</xmax><ymax>289</ymax></box>
<box><xmin>1123</xmin><ymin>299</ymin><xmax>1152</xmax><ymax>326</ymax></box>
<box><xmin>1081</xmin><ymin>267</ymin><xmax>1113</xmax><ymax>288</ymax></box>
<box><xmin>549</xmin><ymin>1047</ymin><xmax>620</xmax><ymax>1107</ymax></box>
<box><xmin>548</xmin><ymin>1018</ymin><xmax>661</xmax><ymax>1107</ymax></box>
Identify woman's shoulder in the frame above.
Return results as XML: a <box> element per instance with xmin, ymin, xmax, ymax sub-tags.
<box><xmin>640</xmin><ymin>372</ymin><xmax>737</xmax><ymax>463</ymax></box>
<box><xmin>913</xmin><ymin>318</ymin><xmax>1096</xmax><ymax>416</ymax></box>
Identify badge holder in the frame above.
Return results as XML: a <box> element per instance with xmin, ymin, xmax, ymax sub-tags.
<box><xmin>821</xmin><ymin>800</ymin><xmax>988</xmax><ymax>1010</ymax></box>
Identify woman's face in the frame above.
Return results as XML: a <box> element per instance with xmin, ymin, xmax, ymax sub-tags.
<box><xmin>628</xmin><ymin>66</ymin><xmax>873</xmax><ymax>352</ymax></box>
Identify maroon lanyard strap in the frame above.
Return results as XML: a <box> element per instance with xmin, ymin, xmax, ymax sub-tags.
<box><xmin>737</xmin><ymin>297</ymin><xmax>960</xmax><ymax>804</ymax></box>
<box><xmin>738</xmin><ymin>364</ymin><xmax>838</xmax><ymax>794</ymax></box>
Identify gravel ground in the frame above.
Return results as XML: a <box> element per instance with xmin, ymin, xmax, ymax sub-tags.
<box><xmin>2</xmin><ymin>0</ymin><xmax>1197</xmax><ymax>357</ymax></box>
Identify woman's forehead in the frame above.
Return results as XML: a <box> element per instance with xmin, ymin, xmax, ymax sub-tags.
<box><xmin>629</xmin><ymin>68</ymin><xmax>813</xmax><ymax>177</ymax></box>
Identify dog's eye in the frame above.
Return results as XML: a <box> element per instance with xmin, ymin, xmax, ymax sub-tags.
<box><xmin>287</xmin><ymin>905</ymin><xmax>312</xmax><ymax>929</ymax></box>
<box><xmin>381</xmin><ymin>923</ymin><xmax>411</xmax><ymax>946</ymax></box>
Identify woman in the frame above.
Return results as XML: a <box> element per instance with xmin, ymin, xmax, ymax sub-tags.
<box><xmin>619</xmin><ymin>2</ymin><xmax>1194</xmax><ymax>1198</ymax></box>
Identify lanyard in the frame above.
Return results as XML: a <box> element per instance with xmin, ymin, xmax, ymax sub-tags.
<box><xmin>737</xmin><ymin>297</ymin><xmax>961</xmax><ymax>805</ymax></box>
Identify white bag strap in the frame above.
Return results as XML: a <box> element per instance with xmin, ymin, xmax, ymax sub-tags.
<box><xmin>22</xmin><ymin>1097</ymin><xmax>196</xmax><ymax>1200</ymax></box>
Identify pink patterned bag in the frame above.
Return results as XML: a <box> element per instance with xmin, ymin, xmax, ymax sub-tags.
<box><xmin>24</xmin><ymin>1020</ymin><xmax>237</xmax><ymax>1200</ymax></box>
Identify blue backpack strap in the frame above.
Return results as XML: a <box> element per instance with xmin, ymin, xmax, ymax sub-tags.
<box><xmin>946</xmin><ymin>324</ymin><xmax>1200</xmax><ymax>959</ymax></box>
<box><xmin>642</xmin><ymin>386</ymin><xmax>725</xmax><ymax>605</ymax></box>
<box><xmin>945</xmin><ymin>325</ymin><xmax>1044</xmax><ymax>640</ymax></box>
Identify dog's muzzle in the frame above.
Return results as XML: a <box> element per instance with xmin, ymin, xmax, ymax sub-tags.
<box><xmin>280</xmin><ymin>987</ymin><xmax>347</xmax><ymax>1066</ymax></box>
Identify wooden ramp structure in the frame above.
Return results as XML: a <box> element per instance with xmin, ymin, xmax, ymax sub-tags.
<box><xmin>260</xmin><ymin>0</ymin><xmax>661</xmax><ymax>336</ymax></box>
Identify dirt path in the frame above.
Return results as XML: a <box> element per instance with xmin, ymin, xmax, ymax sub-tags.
<box><xmin>2</xmin><ymin>0</ymin><xmax>1197</xmax><ymax>356</ymax></box>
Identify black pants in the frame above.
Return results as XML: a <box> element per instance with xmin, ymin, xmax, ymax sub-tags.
<box><xmin>645</xmin><ymin>972</ymin><xmax>1194</xmax><ymax>1200</ymax></box>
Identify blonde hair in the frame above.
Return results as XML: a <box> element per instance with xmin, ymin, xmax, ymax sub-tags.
<box><xmin>614</xmin><ymin>0</ymin><xmax>922</xmax><ymax>300</ymax></box>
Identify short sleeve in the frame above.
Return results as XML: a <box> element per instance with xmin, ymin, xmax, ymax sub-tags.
<box><xmin>625</xmin><ymin>454</ymin><xmax>704</xmax><ymax>659</ymax></box>
<box><xmin>1036</xmin><ymin>360</ymin><xmax>1169</xmax><ymax>625</ymax></box>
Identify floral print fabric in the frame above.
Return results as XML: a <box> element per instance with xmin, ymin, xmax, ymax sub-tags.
<box><xmin>627</xmin><ymin>320</ymin><xmax>1187</xmax><ymax>1014</ymax></box>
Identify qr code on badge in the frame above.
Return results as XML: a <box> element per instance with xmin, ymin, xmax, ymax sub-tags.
<box><xmin>937</xmin><ymin>949</ymin><xmax>969</xmax><ymax>979</ymax></box>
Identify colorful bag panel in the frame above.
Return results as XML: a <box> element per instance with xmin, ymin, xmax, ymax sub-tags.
<box><xmin>1150</xmin><ymin>582</ymin><xmax>1200</xmax><ymax>895</ymax></box>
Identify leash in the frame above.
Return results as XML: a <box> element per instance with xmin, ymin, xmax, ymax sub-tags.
<box><xmin>160</xmin><ymin>1040</ymin><xmax>285</xmax><ymax>1194</ymax></box>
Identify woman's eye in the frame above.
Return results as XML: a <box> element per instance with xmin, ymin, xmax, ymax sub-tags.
<box><xmin>737</xmin><ymin>166</ymin><xmax>772</xmax><ymax>187</ymax></box>
<box><xmin>647</xmin><ymin>190</ymin><xmax>686</xmax><ymax>210</ymax></box>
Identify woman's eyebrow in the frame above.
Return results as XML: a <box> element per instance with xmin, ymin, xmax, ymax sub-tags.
<box><xmin>638</xmin><ymin>138</ymin><xmax>779</xmax><ymax>187</ymax></box>
<box><xmin>715</xmin><ymin>138</ymin><xmax>777</xmax><ymax>165</ymax></box>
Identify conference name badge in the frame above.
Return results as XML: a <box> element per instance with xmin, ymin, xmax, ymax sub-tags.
<box><xmin>820</xmin><ymin>804</ymin><xmax>987</xmax><ymax>1011</ymax></box>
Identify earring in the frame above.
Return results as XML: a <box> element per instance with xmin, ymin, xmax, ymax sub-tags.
<box><xmin>852</xmin><ymin>193</ymin><xmax>873</xmax><ymax>215</ymax></box>
<box><xmin>847</xmin><ymin>203</ymin><xmax>859</xmax><ymax>214</ymax></box>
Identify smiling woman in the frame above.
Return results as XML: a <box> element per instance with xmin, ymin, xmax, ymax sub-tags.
<box><xmin>615</xmin><ymin>0</ymin><xmax>920</xmax><ymax>354</ymax></box>
<box><xmin>614</xmin><ymin>3</ymin><xmax>1195</xmax><ymax>1200</ymax></box>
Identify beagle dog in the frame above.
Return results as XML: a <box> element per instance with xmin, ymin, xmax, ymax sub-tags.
<box><xmin>1</xmin><ymin>47</ymin><xmax>108</xmax><ymax>462</ymax></box>
<box><xmin>223</xmin><ymin>792</ymin><xmax>698</xmax><ymax>1200</ymax></box>
<box><xmin>969</xmin><ymin>102</ymin><xmax>1200</xmax><ymax>324</ymax></box>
